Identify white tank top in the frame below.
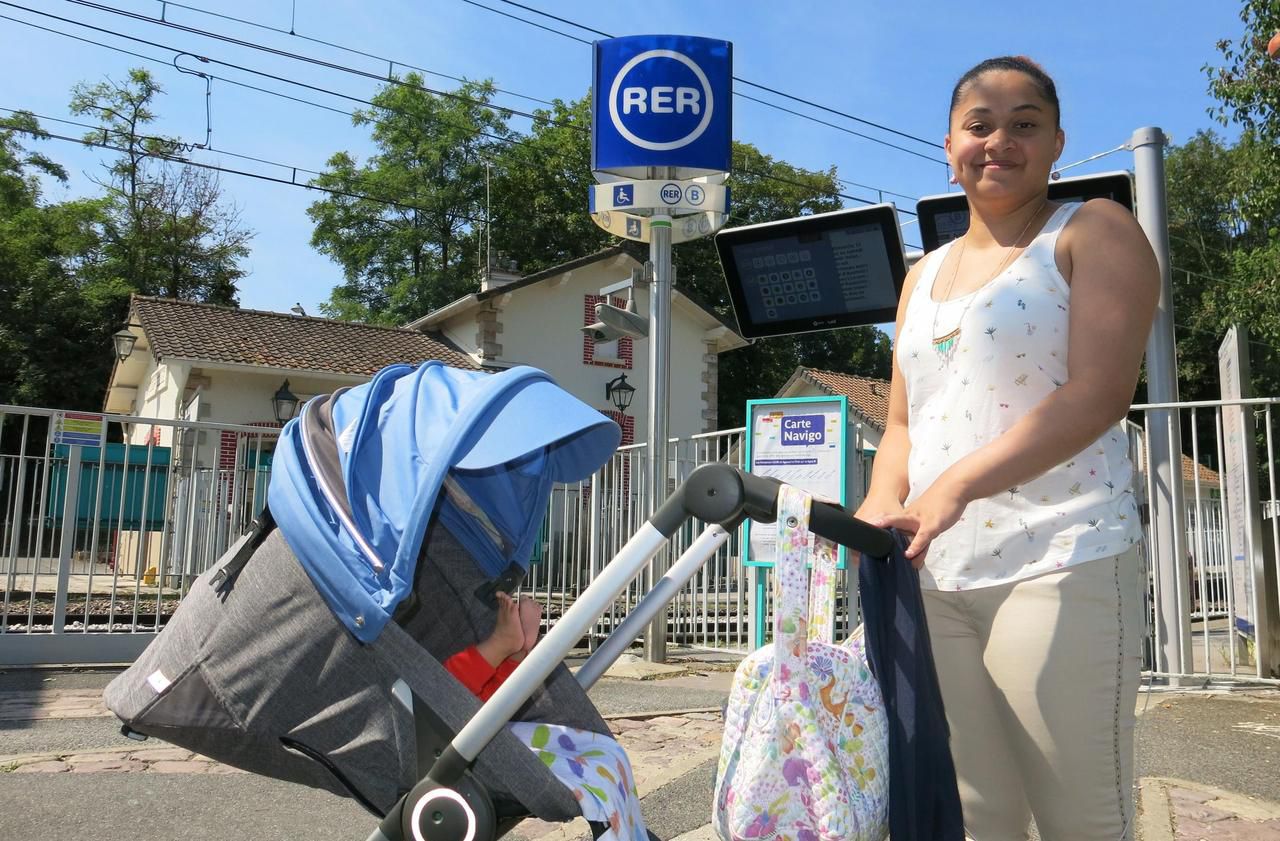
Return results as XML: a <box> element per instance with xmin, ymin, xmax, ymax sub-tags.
<box><xmin>897</xmin><ymin>202</ymin><xmax>1141</xmax><ymax>591</ymax></box>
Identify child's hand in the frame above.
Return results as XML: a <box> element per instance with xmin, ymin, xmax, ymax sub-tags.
<box><xmin>477</xmin><ymin>592</ymin><xmax>525</xmax><ymax>667</ymax></box>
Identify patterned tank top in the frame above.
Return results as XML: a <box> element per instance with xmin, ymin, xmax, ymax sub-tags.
<box><xmin>897</xmin><ymin>202</ymin><xmax>1141</xmax><ymax>591</ymax></box>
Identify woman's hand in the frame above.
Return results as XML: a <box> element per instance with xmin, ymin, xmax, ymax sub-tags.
<box><xmin>854</xmin><ymin>493</ymin><xmax>905</xmax><ymax>526</ymax></box>
<box><xmin>876</xmin><ymin>482</ymin><xmax>969</xmax><ymax>567</ymax></box>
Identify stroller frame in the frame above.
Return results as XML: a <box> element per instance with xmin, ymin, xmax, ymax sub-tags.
<box><xmin>370</xmin><ymin>462</ymin><xmax>892</xmax><ymax>841</ymax></box>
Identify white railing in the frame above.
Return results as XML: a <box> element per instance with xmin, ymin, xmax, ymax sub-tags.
<box><xmin>3</xmin><ymin>398</ymin><xmax>1278</xmax><ymax>683</ymax></box>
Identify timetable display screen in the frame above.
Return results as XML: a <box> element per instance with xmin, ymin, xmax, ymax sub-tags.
<box><xmin>716</xmin><ymin>204</ymin><xmax>907</xmax><ymax>339</ymax></box>
<box><xmin>917</xmin><ymin>171</ymin><xmax>1135</xmax><ymax>252</ymax></box>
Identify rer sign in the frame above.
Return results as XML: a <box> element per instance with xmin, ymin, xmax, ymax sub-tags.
<box><xmin>592</xmin><ymin>35</ymin><xmax>732</xmax><ymax>180</ymax></box>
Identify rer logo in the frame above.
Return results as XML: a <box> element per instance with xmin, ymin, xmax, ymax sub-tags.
<box><xmin>609</xmin><ymin>49</ymin><xmax>715</xmax><ymax>152</ymax></box>
<box><xmin>659</xmin><ymin>183</ymin><xmax>683</xmax><ymax>204</ymax></box>
<box><xmin>780</xmin><ymin>415</ymin><xmax>825</xmax><ymax>446</ymax></box>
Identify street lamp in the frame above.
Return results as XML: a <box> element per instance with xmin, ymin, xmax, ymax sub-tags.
<box><xmin>272</xmin><ymin>379</ymin><xmax>299</xmax><ymax>424</ymax></box>
<box><xmin>605</xmin><ymin>373</ymin><xmax>636</xmax><ymax>414</ymax></box>
<box><xmin>112</xmin><ymin>325</ymin><xmax>140</xmax><ymax>362</ymax></box>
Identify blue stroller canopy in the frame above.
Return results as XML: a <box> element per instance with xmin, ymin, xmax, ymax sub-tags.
<box><xmin>270</xmin><ymin>362</ymin><xmax>621</xmax><ymax>643</ymax></box>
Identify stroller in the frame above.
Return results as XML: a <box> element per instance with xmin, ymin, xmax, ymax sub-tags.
<box><xmin>104</xmin><ymin>362</ymin><xmax>893</xmax><ymax>841</ymax></box>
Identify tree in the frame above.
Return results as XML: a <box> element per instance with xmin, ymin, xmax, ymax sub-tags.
<box><xmin>1200</xmin><ymin>2</ymin><xmax>1280</xmax><ymax>404</ymax></box>
<box><xmin>484</xmin><ymin>96</ymin><xmax>609</xmax><ymax>275</ymax></box>
<box><xmin>460</xmin><ymin>94</ymin><xmax>892</xmax><ymax>426</ymax></box>
<box><xmin>70</xmin><ymin>68</ymin><xmax>250</xmax><ymax>304</ymax></box>
<box><xmin>0</xmin><ymin>112</ymin><xmax>120</xmax><ymax>409</ymax></box>
<box><xmin>315</xmin><ymin>87</ymin><xmax>893</xmax><ymax>424</ymax></box>
<box><xmin>1205</xmin><ymin>0</ymin><xmax>1280</xmax><ymax>222</ymax></box>
<box><xmin>309</xmin><ymin>76</ymin><xmax>512</xmax><ymax>324</ymax></box>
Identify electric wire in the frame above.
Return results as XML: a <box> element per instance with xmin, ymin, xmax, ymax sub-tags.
<box><xmin>7</xmin><ymin>3</ymin><xmax>891</xmax><ymax>210</ymax></box>
<box><xmin>22</xmin><ymin>124</ymin><xmax>497</xmax><ymax>226</ymax></box>
<box><xmin>69</xmin><ymin>0</ymin><xmax>941</xmax><ymax>188</ymax></box>
<box><xmin>467</xmin><ymin>0</ymin><xmax>944</xmax><ymax>153</ymax></box>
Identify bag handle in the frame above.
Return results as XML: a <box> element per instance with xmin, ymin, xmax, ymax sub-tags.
<box><xmin>772</xmin><ymin>485</ymin><xmax>839</xmax><ymax>693</ymax></box>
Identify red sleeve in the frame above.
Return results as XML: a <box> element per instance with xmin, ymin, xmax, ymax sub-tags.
<box><xmin>444</xmin><ymin>646</ymin><xmax>498</xmax><ymax>698</ymax></box>
<box><xmin>476</xmin><ymin>658</ymin><xmax>521</xmax><ymax>701</ymax></box>
<box><xmin>444</xmin><ymin>648</ymin><xmax>521</xmax><ymax>701</ymax></box>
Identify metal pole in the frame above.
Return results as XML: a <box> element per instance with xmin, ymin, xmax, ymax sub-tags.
<box><xmin>1131</xmin><ymin>126</ymin><xmax>1192</xmax><ymax>679</ymax></box>
<box><xmin>644</xmin><ymin>202</ymin><xmax>673</xmax><ymax>662</ymax></box>
<box><xmin>53</xmin><ymin>445</ymin><xmax>82</xmax><ymax>635</ymax></box>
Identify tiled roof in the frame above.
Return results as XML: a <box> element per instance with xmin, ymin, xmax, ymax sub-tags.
<box><xmin>797</xmin><ymin>368</ymin><xmax>891</xmax><ymax>429</ymax></box>
<box><xmin>131</xmin><ymin>296</ymin><xmax>476</xmax><ymax>375</ymax></box>
<box><xmin>1181</xmin><ymin>455</ymin><xmax>1221</xmax><ymax>487</ymax></box>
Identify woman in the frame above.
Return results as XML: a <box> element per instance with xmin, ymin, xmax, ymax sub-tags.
<box><xmin>856</xmin><ymin>56</ymin><xmax>1159</xmax><ymax>840</ymax></box>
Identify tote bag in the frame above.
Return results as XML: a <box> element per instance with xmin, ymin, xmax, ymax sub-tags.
<box><xmin>713</xmin><ymin>485</ymin><xmax>889</xmax><ymax>841</ymax></box>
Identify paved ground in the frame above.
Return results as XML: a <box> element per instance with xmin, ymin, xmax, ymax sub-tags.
<box><xmin>2</xmin><ymin>661</ymin><xmax>1279</xmax><ymax>840</ymax></box>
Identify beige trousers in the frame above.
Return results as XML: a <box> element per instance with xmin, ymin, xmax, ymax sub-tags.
<box><xmin>922</xmin><ymin>549</ymin><xmax>1144</xmax><ymax>841</ymax></box>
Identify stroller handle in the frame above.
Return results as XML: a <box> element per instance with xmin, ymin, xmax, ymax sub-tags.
<box><xmin>653</xmin><ymin>463</ymin><xmax>895</xmax><ymax>559</ymax></box>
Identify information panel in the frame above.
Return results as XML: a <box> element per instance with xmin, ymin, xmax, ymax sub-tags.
<box><xmin>744</xmin><ymin>396</ymin><xmax>847</xmax><ymax>568</ymax></box>
<box><xmin>716</xmin><ymin>204</ymin><xmax>907</xmax><ymax>338</ymax></box>
<box><xmin>917</xmin><ymin>170</ymin><xmax>1135</xmax><ymax>252</ymax></box>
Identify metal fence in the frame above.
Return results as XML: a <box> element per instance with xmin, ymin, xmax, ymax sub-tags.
<box><xmin>3</xmin><ymin>398</ymin><xmax>1279</xmax><ymax>684</ymax></box>
<box><xmin>1130</xmin><ymin>397</ymin><xmax>1280</xmax><ymax>683</ymax></box>
<box><xmin>1</xmin><ymin>405</ymin><xmax>277</xmax><ymax>663</ymax></box>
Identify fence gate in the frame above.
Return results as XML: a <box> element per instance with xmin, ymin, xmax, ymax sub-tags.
<box><xmin>1</xmin><ymin>406</ymin><xmax>274</xmax><ymax>665</ymax></box>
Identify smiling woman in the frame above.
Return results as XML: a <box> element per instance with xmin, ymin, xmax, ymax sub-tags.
<box><xmin>854</xmin><ymin>55</ymin><xmax>1161</xmax><ymax>841</ymax></box>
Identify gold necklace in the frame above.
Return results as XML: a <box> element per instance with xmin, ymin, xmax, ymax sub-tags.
<box><xmin>929</xmin><ymin>200</ymin><xmax>1048</xmax><ymax>364</ymax></box>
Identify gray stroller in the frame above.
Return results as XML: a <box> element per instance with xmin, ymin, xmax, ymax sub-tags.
<box><xmin>104</xmin><ymin>362</ymin><xmax>891</xmax><ymax>841</ymax></box>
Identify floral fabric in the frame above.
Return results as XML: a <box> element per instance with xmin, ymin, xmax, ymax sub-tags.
<box><xmin>713</xmin><ymin>485</ymin><xmax>889</xmax><ymax>841</ymax></box>
<box><xmin>509</xmin><ymin>722</ymin><xmax>648</xmax><ymax>841</ymax></box>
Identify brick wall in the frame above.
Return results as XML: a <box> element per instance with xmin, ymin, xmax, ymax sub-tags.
<box><xmin>582</xmin><ymin>294</ymin><xmax>634</xmax><ymax>369</ymax></box>
<box><xmin>217</xmin><ymin>421</ymin><xmax>283</xmax><ymax>471</ymax></box>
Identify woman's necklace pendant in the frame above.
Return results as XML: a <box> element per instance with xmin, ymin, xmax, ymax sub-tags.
<box><xmin>932</xmin><ymin>327</ymin><xmax>961</xmax><ymax>364</ymax></box>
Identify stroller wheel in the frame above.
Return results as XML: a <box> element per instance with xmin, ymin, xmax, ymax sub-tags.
<box><xmin>402</xmin><ymin>776</ymin><xmax>496</xmax><ymax>841</ymax></box>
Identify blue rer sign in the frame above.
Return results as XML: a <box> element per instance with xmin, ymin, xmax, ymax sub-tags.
<box><xmin>592</xmin><ymin>35</ymin><xmax>732</xmax><ymax>179</ymax></box>
<box><xmin>780</xmin><ymin>414</ymin><xmax>825</xmax><ymax>446</ymax></box>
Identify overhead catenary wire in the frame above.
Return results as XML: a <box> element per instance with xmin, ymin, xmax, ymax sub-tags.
<box><xmin>8</xmin><ymin>3</ymin><xmax>894</xmax><ymax>211</ymax></box>
<box><xmin>74</xmin><ymin>0</ymin><xmax>943</xmax><ymax>184</ymax></box>
<box><xmin>151</xmin><ymin>0</ymin><xmax>561</xmax><ymax>107</ymax></box>
<box><xmin>21</xmin><ymin>123</ymin><xmax>498</xmax><ymax>226</ymax></box>
<box><xmin>464</xmin><ymin>0</ymin><xmax>945</xmax><ymax>154</ymax></box>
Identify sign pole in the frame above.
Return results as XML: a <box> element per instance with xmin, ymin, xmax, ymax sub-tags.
<box><xmin>590</xmin><ymin>34</ymin><xmax>732</xmax><ymax>663</ymax></box>
<box><xmin>1132</xmin><ymin>126</ymin><xmax>1192</xmax><ymax>680</ymax></box>
<box><xmin>644</xmin><ymin>207</ymin><xmax>673</xmax><ymax>662</ymax></box>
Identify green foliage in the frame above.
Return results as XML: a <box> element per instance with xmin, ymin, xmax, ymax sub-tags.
<box><xmin>0</xmin><ymin>114</ymin><xmax>119</xmax><ymax>409</ymax></box>
<box><xmin>69</xmin><ymin>69</ymin><xmax>251</xmax><ymax>305</ymax></box>
<box><xmin>1205</xmin><ymin>0</ymin><xmax>1280</xmax><ymax>223</ymax></box>
<box><xmin>308</xmin><ymin>75</ymin><xmax>512</xmax><ymax>324</ymax></box>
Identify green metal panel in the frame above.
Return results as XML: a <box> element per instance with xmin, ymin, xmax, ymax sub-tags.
<box><xmin>46</xmin><ymin>444</ymin><xmax>171</xmax><ymax>530</ymax></box>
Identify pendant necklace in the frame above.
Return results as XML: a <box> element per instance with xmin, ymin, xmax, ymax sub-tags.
<box><xmin>930</xmin><ymin>200</ymin><xmax>1048</xmax><ymax>365</ymax></box>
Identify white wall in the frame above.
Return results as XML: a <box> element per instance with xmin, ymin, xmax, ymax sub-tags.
<box><xmin>446</xmin><ymin>254</ymin><xmax>718</xmax><ymax>441</ymax></box>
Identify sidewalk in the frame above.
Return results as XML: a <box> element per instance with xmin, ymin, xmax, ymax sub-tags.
<box><xmin>2</xmin><ymin>669</ymin><xmax>1279</xmax><ymax>840</ymax></box>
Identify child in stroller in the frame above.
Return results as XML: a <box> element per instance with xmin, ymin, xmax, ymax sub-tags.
<box><xmin>445</xmin><ymin>593</ymin><xmax>542</xmax><ymax>701</ymax></box>
<box><xmin>102</xmin><ymin>362</ymin><xmax>892</xmax><ymax>841</ymax></box>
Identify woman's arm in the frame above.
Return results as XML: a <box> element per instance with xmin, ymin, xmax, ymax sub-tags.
<box><xmin>855</xmin><ymin>258</ymin><xmax>924</xmax><ymax>522</ymax></box>
<box><xmin>880</xmin><ymin>199</ymin><xmax>1160</xmax><ymax>562</ymax></box>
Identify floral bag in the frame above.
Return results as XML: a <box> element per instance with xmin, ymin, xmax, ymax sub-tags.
<box><xmin>713</xmin><ymin>485</ymin><xmax>889</xmax><ymax>841</ymax></box>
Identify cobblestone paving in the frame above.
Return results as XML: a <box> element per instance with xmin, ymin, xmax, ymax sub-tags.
<box><xmin>4</xmin><ymin>687</ymin><xmax>1280</xmax><ymax>840</ymax></box>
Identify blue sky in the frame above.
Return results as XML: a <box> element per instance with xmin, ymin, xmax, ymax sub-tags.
<box><xmin>0</xmin><ymin>1</ymin><xmax>1248</xmax><ymax>317</ymax></box>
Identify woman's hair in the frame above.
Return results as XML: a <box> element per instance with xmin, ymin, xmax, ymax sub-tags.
<box><xmin>949</xmin><ymin>56</ymin><xmax>1060</xmax><ymax>128</ymax></box>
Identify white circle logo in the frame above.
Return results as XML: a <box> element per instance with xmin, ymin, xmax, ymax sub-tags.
<box><xmin>660</xmin><ymin>183</ymin><xmax>683</xmax><ymax>204</ymax></box>
<box><xmin>685</xmin><ymin>184</ymin><xmax>705</xmax><ymax>206</ymax></box>
<box><xmin>608</xmin><ymin>49</ymin><xmax>714</xmax><ymax>152</ymax></box>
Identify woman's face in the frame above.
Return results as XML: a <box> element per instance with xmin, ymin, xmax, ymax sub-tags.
<box><xmin>945</xmin><ymin>70</ymin><xmax>1065</xmax><ymax>207</ymax></box>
